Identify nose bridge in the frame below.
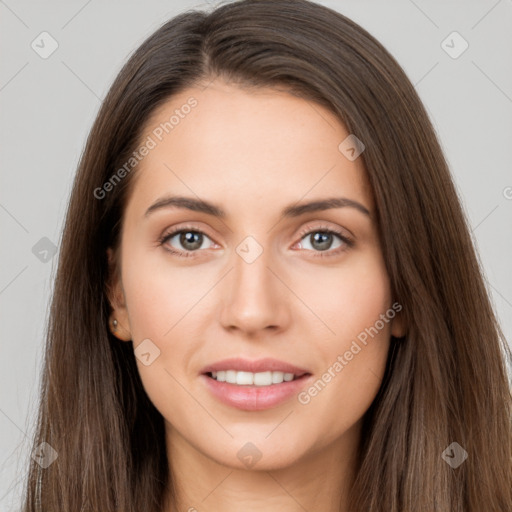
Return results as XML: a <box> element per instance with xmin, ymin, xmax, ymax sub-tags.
<box><xmin>219</xmin><ymin>234</ymin><xmax>289</xmax><ymax>333</ymax></box>
<box><xmin>233</xmin><ymin>236</ymin><xmax>272</xmax><ymax>296</ymax></box>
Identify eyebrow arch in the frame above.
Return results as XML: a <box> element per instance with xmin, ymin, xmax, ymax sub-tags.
<box><xmin>144</xmin><ymin>195</ymin><xmax>371</xmax><ymax>219</ymax></box>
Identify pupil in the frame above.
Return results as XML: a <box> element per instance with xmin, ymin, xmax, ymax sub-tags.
<box><xmin>180</xmin><ymin>231</ymin><xmax>202</xmax><ymax>250</ymax></box>
<box><xmin>311</xmin><ymin>232</ymin><xmax>332</xmax><ymax>251</ymax></box>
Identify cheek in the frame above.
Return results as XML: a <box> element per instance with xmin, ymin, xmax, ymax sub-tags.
<box><xmin>302</xmin><ymin>249</ymin><xmax>392</xmax><ymax>344</ymax></box>
<box><xmin>121</xmin><ymin>243</ymin><xmax>212</xmax><ymax>339</ymax></box>
<box><xmin>311</xmin><ymin>332</ymin><xmax>391</xmax><ymax>442</ymax></box>
<box><xmin>120</xmin><ymin>257</ymin><xmax>204</xmax><ymax>424</ymax></box>
<box><xmin>296</xmin><ymin>250</ymin><xmax>392</xmax><ymax>420</ymax></box>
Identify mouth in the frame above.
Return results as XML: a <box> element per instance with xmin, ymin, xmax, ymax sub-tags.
<box><xmin>199</xmin><ymin>357</ymin><xmax>313</xmax><ymax>411</ymax></box>
<box><xmin>200</xmin><ymin>357</ymin><xmax>311</xmax><ymax>385</ymax></box>
<box><xmin>205</xmin><ymin>370</ymin><xmax>309</xmax><ymax>386</ymax></box>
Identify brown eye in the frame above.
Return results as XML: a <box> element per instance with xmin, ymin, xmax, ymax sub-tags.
<box><xmin>175</xmin><ymin>231</ymin><xmax>204</xmax><ymax>251</ymax></box>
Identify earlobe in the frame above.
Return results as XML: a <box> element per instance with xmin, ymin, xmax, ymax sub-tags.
<box><xmin>390</xmin><ymin>307</ymin><xmax>407</xmax><ymax>339</ymax></box>
<box><xmin>108</xmin><ymin>314</ymin><xmax>132</xmax><ymax>342</ymax></box>
<box><xmin>106</xmin><ymin>247</ymin><xmax>132</xmax><ymax>342</ymax></box>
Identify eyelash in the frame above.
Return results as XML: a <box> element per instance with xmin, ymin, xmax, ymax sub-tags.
<box><xmin>158</xmin><ymin>224</ymin><xmax>354</xmax><ymax>259</ymax></box>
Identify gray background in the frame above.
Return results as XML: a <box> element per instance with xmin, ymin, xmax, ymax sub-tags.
<box><xmin>1</xmin><ymin>0</ymin><xmax>511</xmax><ymax>509</ymax></box>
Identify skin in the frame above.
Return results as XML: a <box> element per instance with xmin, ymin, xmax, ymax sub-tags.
<box><xmin>107</xmin><ymin>78</ymin><xmax>405</xmax><ymax>512</ymax></box>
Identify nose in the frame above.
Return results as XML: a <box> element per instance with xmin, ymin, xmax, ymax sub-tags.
<box><xmin>218</xmin><ymin>241</ymin><xmax>291</xmax><ymax>336</ymax></box>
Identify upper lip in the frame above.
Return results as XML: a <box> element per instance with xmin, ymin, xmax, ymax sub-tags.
<box><xmin>200</xmin><ymin>357</ymin><xmax>310</xmax><ymax>376</ymax></box>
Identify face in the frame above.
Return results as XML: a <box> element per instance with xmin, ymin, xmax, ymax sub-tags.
<box><xmin>107</xmin><ymin>79</ymin><xmax>404</xmax><ymax>472</ymax></box>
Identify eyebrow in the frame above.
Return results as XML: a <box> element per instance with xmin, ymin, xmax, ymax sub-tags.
<box><xmin>144</xmin><ymin>195</ymin><xmax>371</xmax><ymax>219</ymax></box>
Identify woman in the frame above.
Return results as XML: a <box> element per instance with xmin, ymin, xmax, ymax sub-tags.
<box><xmin>22</xmin><ymin>0</ymin><xmax>512</xmax><ymax>510</ymax></box>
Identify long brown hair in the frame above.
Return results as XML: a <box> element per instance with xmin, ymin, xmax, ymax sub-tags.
<box><xmin>21</xmin><ymin>0</ymin><xmax>512</xmax><ymax>510</ymax></box>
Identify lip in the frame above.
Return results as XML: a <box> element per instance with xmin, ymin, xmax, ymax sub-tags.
<box><xmin>199</xmin><ymin>357</ymin><xmax>310</xmax><ymax>376</ymax></box>
<box><xmin>201</xmin><ymin>374</ymin><xmax>313</xmax><ymax>411</ymax></box>
<box><xmin>199</xmin><ymin>357</ymin><xmax>312</xmax><ymax>411</ymax></box>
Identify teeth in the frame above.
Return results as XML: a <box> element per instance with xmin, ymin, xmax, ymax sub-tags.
<box><xmin>210</xmin><ymin>370</ymin><xmax>297</xmax><ymax>386</ymax></box>
<box><xmin>236</xmin><ymin>371</ymin><xmax>254</xmax><ymax>385</ymax></box>
<box><xmin>253</xmin><ymin>371</ymin><xmax>272</xmax><ymax>386</ymax></box>
<box><xmin>225</xmin><ymin>370</ymin><xmax>237</xmax><ymax>383</ymax></box>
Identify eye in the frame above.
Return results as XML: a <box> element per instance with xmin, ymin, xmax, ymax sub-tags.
<box><xmin>295</xmin><ymin>225</ymin><xmax>354</xmax><ymax>258</ymax></box>
<box><xmin>158</xmin><ymin>223</ymin><xmax>354</xmax><ymax>259</ymax></box>
<box><xmin>158</xmin><ymin>225</ymin><xmax>217</xmax><ymax>258</ymax></box>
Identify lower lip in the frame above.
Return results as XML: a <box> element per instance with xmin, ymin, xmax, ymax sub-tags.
<box><xmin>201</xmin><ymin>373</ymin><xmax>312</xmax><ymax>411</ymax></box>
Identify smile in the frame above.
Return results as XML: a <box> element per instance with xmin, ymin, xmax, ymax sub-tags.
<box><xmin>202</xmin><ymin>373</ymin><xmax>312</xmax><ymax>411</ymax></box>
<box><xmin>208</xmin><ymin>370</ymin><xmax>301</xmax><ymax>386</ymax></box>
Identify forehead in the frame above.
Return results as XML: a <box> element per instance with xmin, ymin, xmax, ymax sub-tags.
<box><xmin>124</xmin><ymin>80</ymin><xmax>372</xmax><ymax>221</ymax></box>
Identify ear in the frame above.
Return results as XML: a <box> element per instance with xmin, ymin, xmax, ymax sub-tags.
<box><xmin>106</xmin><ymin>247</ymin><xmax>132</xmax><ymax>342</ymax></box>
<box><xmin>390</xmin><ymin>305</ymin><xmax>406</xmax><ymax>339</ymax></box>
